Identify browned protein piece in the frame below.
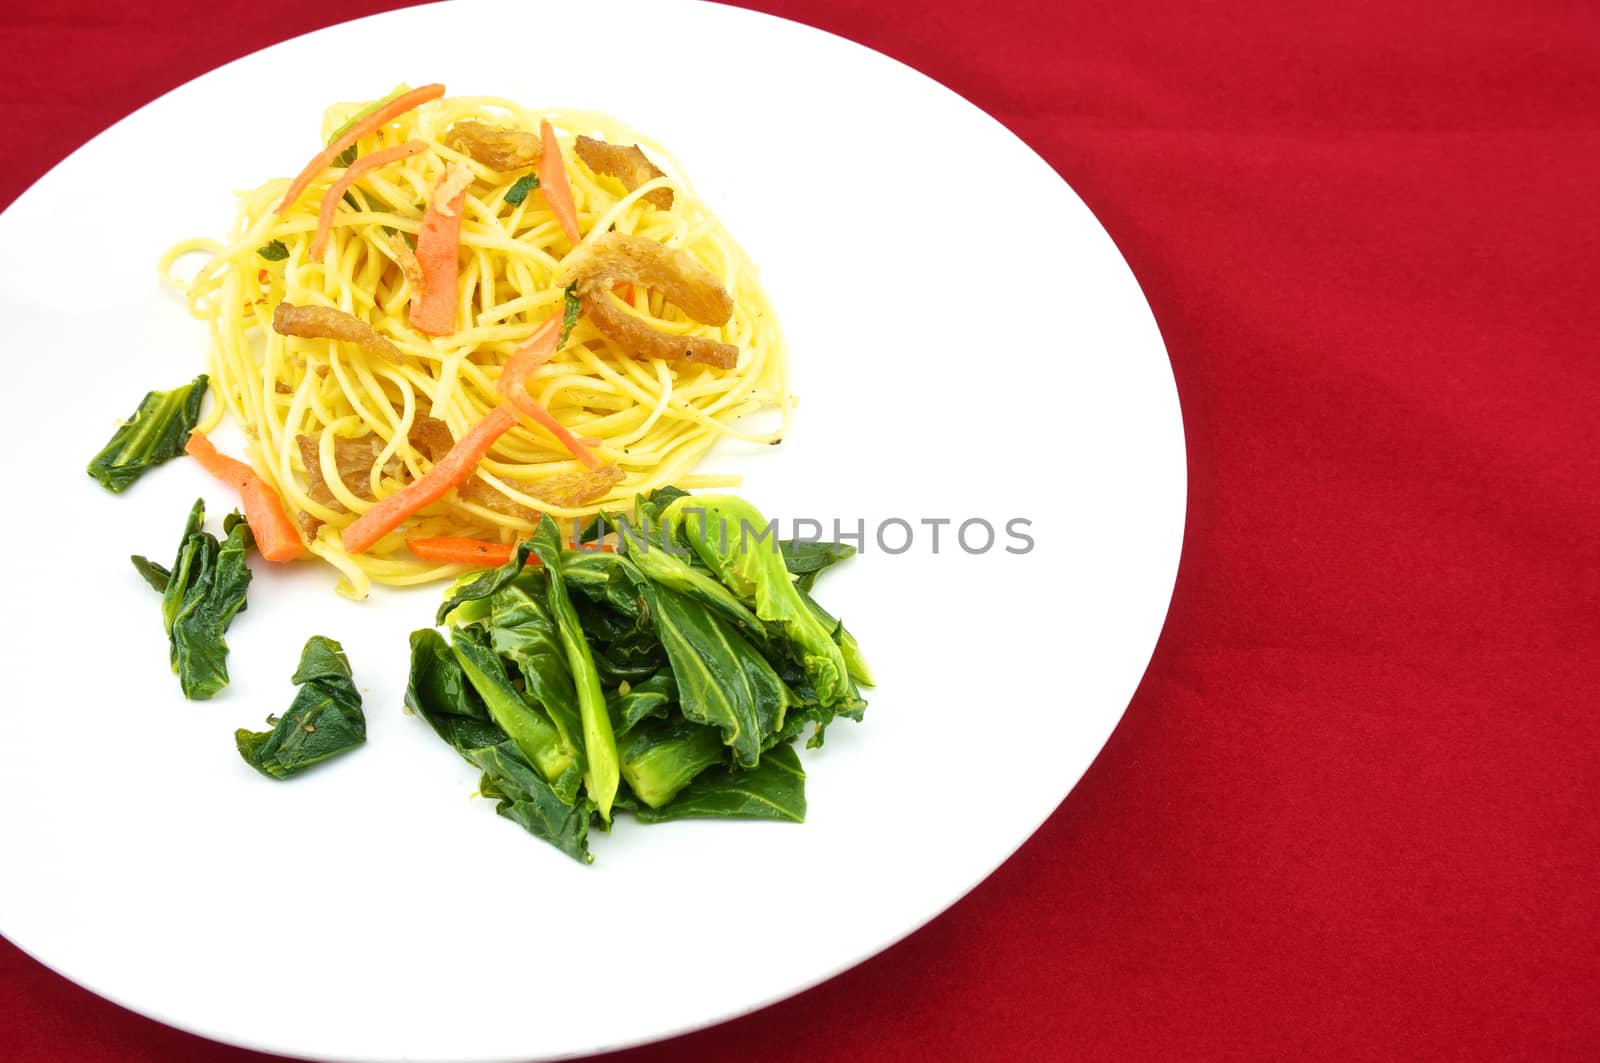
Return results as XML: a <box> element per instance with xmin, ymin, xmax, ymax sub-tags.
<box><xmin>573</xmin><ymin>135</ymin><xmax>673</xmax><ymax>210</ymax></box>
<box><xmin>407</xmin><ymin>414</ymin><xmax>455</xmax><ymax>464</ymax></box>
<box><xmin>295</xmin><ymin>433</ymin><xmax>394</xmax><ymax>508</ymax></box>
<box><xmin>296</xmin><ymin>414</ymin><xmax>453</xmax><ymax>510</ymax></box>
<box><xmin>444</xmin><ymin>121</ymin><xmax>541</xmax><ymax>171</ymax></box>
<box><xmin>566</xmin><ymin>233</ymin><xmax>739</xmax><ymax>370</ymax></box>
<box><xmin>458</xmin><ymin>463</ymin><xmax>625</xmax><ymax>520</ymax></box>
<box><xmin>272</xmin><ymin>302</ymin><xmax>404</xmax><ymax>363</ymax></box>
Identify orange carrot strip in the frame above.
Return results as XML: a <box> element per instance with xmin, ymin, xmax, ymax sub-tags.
<box><xmin>539</xmin><ymin>120</ymin><xmax>581</xmax><ymax>245</ymax></box>
<box><xmin>340</xmin><ymin>404</ymin><xmax>520</xmax><ymax>555</ymax></box>
<box><xmin>510</xmin><ymin>392</ymin><xmax>600</xmax><ymax>469</ymax></box>
<box><xmin>406</xmin><ymin>536</ymin><xmax>516</xmax><ymax>567</ymax></box>
<box><xmin>410</xmin><ymin>164</ymin><xmax>471</xmax><ymax>335</ymax></box>
<box><xmin>497</xmin><ymin>317</ymin><xmax>560</xmax><ymax>390</ymax></box>
<box><xmin>497</xmin><ymin>317</ymin><xmax>601</xmax><ymax>468</ymax></box>
<box><xmin>310</xmin><ymin>140</ymin><xmax>428</xmax><ymax>259</ymax></box>
<box><xmin>275</xmin><ymin>84</ymin><xmax>446</xmax><ymax>214</ymax></box>
<box><xmin>236</xmin><ymin>481</ymin><xmax>306</xmax><ymax>563</ymax></box>
<box><xmin>184</xmin><ymin>428</ymin><xmax>254</xmax><ymax>484</ymax></box>
<box><xmin>184</xmin><ymin>431</ymin><xmax>305</xmax><ymax>562</ymax></box>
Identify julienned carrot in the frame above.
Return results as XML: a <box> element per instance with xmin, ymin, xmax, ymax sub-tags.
<box><xmin>410</xmin><ymin>164</ymin><xmax>472</xmax><ymax>335</ymax></box>
<box><xmin>340</xmin><ymin>404</ymin><xmax>520</xmax><ymax>555</ymax></box>
<box><xmin>275</xmin><ymin>83</ymin><xmax>445</xmax><ymax>214</ymax></box>
<box><xmin>184</xmin><ymin>428</ymin><xmax>253</xmax><ymax>483</ymax></box>
<box><xmin>236</xmin><ymin>481</ymin><xmax>306</xmax><ymax>562</ymax></box>
<box><xmin>507</xmin><ymin>385</ymin><xmax>601</xmax><ymax>468</ymax></box>
<box><xmin>497</xmin><ymin>317</ymin><xmax>601</xmax><ymax>468</ymax></box>
<box><xmin>310</xmin><ymin>140</ymin><xmax>428</xmax><ymax>259</ymax></box>
<box><xmin>324</xmin><ymin>83</ymin><xmax>407</xmax><ymax>146</ymax></box>
<box><xmin>539</xmin><ymin>120</ymin><xmax>581</xmax><ymax>245</ymax></box>
<box><xmin>184</xmin><ymin>431</ymin><xmax>305</xmax><ymax>562</ymax></box>
<box><xmin>406</xmin><ymin>536</ymin><xmax>516</xmax><ymax>567</ymax></box>
<box><xmin>498</xmin><ymin>317</ymin><xmax>559</xmax><ymax>388</ymax></box>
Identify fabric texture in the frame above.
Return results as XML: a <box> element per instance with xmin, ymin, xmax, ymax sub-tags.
<box><xmin>3</xmin><ymin>1</ymin><xmax>1597</xmax><ymax>1060</ymax></box>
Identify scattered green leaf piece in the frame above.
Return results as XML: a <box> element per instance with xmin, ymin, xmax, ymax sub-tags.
<box><xmin>236</xmin><ymin>636</ymin><xmax>366</xmax><ymax>779</ymax></box>
<box><xmin>86</xmin><ymin>374</ymin><xmax>208</xmax><ymax>493</ymax></box>
<box><xmin>504</xmin><ymin>173</ymin><xmax>539</xmax><ymax>207</ymax></box>
<box><xmin>149</xmin><ymin>500</ymin><xmax>253</xmax><ymax>700</ymax></box>
<box><xmin>558</xmin><ymin>283</ymin><xmax>581</xmax><ymax>346</ymax></box>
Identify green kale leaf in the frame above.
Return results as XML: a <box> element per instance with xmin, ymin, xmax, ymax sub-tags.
<box><xmin>236</xmin><ymin>636</ymin><xmax>366</xmax><ymax>779</ymax></box>
<box><xmin>634</xmin><ymin>742</ymin><xmax>806</xmax><ymax>823</ymax></box>
<box><xmin>147</xmin><ymin>499</ymin><xmax>252</xmax><ymax>699</ymax></box>
<box><xmin>468</xmin><ymin>741</ymin><xmax>595</xmax><ymax>864</ymax></box>
<box><xmin>86</xmin><ymin>374</ymin><xmax>208</xmax><ymax>493</ymax></box>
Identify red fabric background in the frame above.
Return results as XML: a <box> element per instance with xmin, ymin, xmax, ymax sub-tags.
<box><xmin>4</xmin><ymin>1</ymin><xmax>1598</xmax><ymax>1060</ymax></box>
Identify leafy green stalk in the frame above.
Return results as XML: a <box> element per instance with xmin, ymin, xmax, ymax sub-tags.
<box><xmin>450</xmin><ymin>624</ymin><xmax>578</xmax><ymax>796</ymax></box>
<box><xmin>565</xmin><ymin>556</ymin><xmax>669</xmax><ymax>686</ymax></box>
<box><xmin>662</xmin><ymin>494</ymin><xmax>852</xmax><ymax>706</ymax></box>
<box><xmin>468</xmin><ymin>742</ymin><xmax>595</xmax><ymax>864</ymax></box>
<box><xmin>634</xmin><ymin>742</ymin><xmax>807</xmax><ymax>824</ymax></box>
<box><xmin>795</xmin><ymin>584</ymin><xmax>873</xmax><ymax>687</ymax></box>
<box><xmin>618</xmin><ymin>559</ymin><xmax>791</xmax><ymax>768</ymax></box>
<box><xmin>483</xmin><ymin>577</ymin><xmax>586</xmax><ymax>754</ymax></box>
<box><xmin>405</xmin><ymin>629</ymin><xmax>507</xmax><ymax>753</ymax></box>
<box><xmin>618</xmin><ymin>718</ymin><xmax>728</xmax><ymax>808</ymax></box>
<box><xmin>619</xmin><ymin>522</ymin><xmax>766</xmax><ymax>637</ymax></box>
<box><xmin>236</xmin><ymin>636</ymin><xmax>366</xmax><ymax>778</ymax></box>
<box><xmin>528</xmin><ymin>517</ymin><xmax>620</xmax><ymax>820</ymax></box>
<box><xmin>407</xmin><ymin>631</ymin><xmax>588</xmax><ymax>848</ymax></box>
<box><xmin>87</xmin><ymin>374</ymin><xmax>208</xmax><ymax>493</ymax></box>
<box><xmin>624</xmin><ymin>513</ymin><xmax>872</xmax><ymax>686</ymax></box>
<box><xmin>412</xmin><ymin>488</ymin><xmax>866</xmax><ymax>862</ymax></box>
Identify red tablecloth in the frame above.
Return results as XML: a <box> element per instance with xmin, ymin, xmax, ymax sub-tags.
<box><xmin>5</xmin><ymin>1</ymin><xmax>1597</xmax><ymax>1060</ymax></box>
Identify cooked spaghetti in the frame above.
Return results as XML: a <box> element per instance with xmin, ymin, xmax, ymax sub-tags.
<box><xmin>161</xmin><ymin>85</ymin><xmax>789</xmax><ymax>598</ymax></box>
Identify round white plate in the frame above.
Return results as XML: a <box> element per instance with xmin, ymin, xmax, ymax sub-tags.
<box><xmin>0</xmin><ymin>2</ymin><xmax>1184</xmax><ymax>1060</ymax></box>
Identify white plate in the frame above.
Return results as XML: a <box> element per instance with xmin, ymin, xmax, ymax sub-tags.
<box><xmin>0</xmin><ymin>2</ymin><xmax>1184</xmax><ymax>1060</ymax></box>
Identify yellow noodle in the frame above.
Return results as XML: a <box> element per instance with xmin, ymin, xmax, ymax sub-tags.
<box><xmin>171</xmin><ymin>88</ymin><xmax>789</xmax><ymax>595</ymax></box>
